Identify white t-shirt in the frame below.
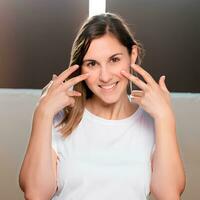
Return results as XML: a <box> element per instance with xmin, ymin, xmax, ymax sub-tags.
<box><xmin>51</xmin><ymin>105</ymin><xmax>155</xmax><ymax>200</ymax></box>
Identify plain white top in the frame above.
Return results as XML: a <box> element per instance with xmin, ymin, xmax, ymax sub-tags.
<box><xmin>51</xmin><ymin>104</ymin><xmax>155</xmax><ymax>200</ymax></box>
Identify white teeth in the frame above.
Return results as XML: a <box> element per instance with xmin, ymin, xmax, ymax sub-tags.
<box><xmin>100</xmin><ymin>82</ymin><xmax>117</xmax><ymax>89</ymax></box>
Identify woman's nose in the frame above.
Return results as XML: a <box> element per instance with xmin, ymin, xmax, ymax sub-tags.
<box><xmin>99</xmin><ymin>66</ymin><xmax>112</xmax><ymax>83</ymax></box>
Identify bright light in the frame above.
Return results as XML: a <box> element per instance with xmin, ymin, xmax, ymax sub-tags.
<box><xmin>89</xmin><ymin>0</ymin><xmax>106</xmax><ymax>17</ymax></box>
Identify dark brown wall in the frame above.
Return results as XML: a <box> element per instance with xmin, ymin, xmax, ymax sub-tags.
<box><xmin>0</xmin><ymin>0</ymin><xmax>89</xmax><ymax>89</ymax></box>
<box><xmin>107</xmin><ymin>0</ymin><xmax>200</xmax><ymax>92</ymax></box>
<box><xmin>0</xmin><ymin>0</ymin><xmax>199</xmax><ymax>92</ymax></box>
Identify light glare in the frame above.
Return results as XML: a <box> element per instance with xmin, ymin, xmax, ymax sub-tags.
<box><xmin>89</xmin><ymin>0</ymin><xmax>106</xmax><ymax>17</ymax></box>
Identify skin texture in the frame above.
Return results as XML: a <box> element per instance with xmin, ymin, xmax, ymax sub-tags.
<box><xmin>81</xmin><ymin>33</ymin><xmax>138</xmax><ymax>120</ymax></box>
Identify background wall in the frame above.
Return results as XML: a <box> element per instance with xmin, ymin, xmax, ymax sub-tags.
<box><xmin>0</xmin><ymin>0</ymin><xmax>200</xmax><ymax>92</ymax></box>
<box><xmin>0</xmin><ymin>0</ymin><xmax>89</xmax><ymax>89</ymax></box>
<box><xmin>107</xmin><ymin>0</ymin><xmax>200</xmax><ymax>92</ymax></box>
<box><xmin>0</xmin><ymin>90</ymin><xmax>199</xmax><ymax>199</ymax></box>
<box><xmin>0</xmin><ymin>0</ymin><xmax>199</xmax><ymax>199</ymax></box>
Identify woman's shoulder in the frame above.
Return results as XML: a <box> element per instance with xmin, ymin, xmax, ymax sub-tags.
<box><xmin>142</xmin><ymin>109</ymin><xmax>154</xmax><ymax>124</ymax></box>
<box><xmin>132</xmin><ymin>103</ymin><xmax>154</xmax><ymax>132</ymax></box>
<box><xmin>52</xmin><ymin>110</ymin><xmax>66</xmax><ymax>142</ymax></box>
<box><xmin>130</xmin><ymin>102</ymin><xmax>153</xmax><ymax>123</ymax></box>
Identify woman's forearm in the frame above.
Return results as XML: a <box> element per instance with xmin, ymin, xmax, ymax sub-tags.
<box><xmin>150</xmin><ymin>112</ymin><xmax>186</xmax><ymax>199</ymax></box>
<box><xmin>19</xmin><ymin>107</ymin><xmax>56</xmax><ymax>199</ymax></box>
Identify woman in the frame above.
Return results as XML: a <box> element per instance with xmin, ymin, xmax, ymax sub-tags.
<box><xmin>19</xmin><ymin>13</ymin><xmax>185</xmax><ymax>200</ymax></box>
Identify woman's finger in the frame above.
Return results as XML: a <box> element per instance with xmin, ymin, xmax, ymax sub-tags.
<box><xmin>64</xmin><ymin>73</ymin><xmax>90</xmax><ymax>89</ymax></box>
<box><xmin>68</xmin><ymin>97</ymin><xmax>76</xmax><ymax>107</ymax></box>
<box><xmin>41</xmin><ymin>80</ymin><xmax>53</xmax><ymax>96</ymax></box>
<box><xmin>66</xmin><ymin>90</ymin><xmax>82</xmax><ymax>97</ymax></box>
<box><xmin>121</xmin><ymin>70</ymin><xmax>147</xmax><ymax>90</ymax></box>
<box><xmin>131</xmin><ymin>64</ymin><xmax>156</xmax><ymax>86</ymax></box>
<box><xmin>131</xmin><ymin>90</ymin><xmax>144</xmax><ymax>97</ymax></box>
<box><xmin>55</xmin><ymin>65</ymin><xmax>80</xmax><ymax>84</ymax></box>
<box><xmin>52</xmin><ymin>74</ymin><xmax>57</xmax><ymax>80</ymax></box>
<box><xmin>130</xmin><ymin>95</ymin><xmax>142</xmax><ymax>105</ymax></box>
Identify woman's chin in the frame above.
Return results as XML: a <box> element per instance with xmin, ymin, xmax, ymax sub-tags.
<box><xmin>97</xmin><ymin>94</ymin><xmax>121</xmax><ymax>105</ymax></box>
<box><xmin>88</xmin><ymin>85</ymin><xmax>127</xmax><ymax>105</ymax></box>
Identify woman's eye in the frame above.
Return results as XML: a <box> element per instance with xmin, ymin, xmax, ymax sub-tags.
<box><xmin>87</xmin><ymin>61</ymin><xmax>96</xmax><ymax>67</ymax></box>
<box><xmin>111</xmin><ymin>57</ymin><xmax>120</xmax><ymax>63</ymax></box>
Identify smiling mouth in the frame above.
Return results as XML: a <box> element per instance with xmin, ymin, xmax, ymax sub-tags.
<box><xmin>99</xmin><ymin>81</ymin><xmax>119</xmax><ymax>90</ymax></box>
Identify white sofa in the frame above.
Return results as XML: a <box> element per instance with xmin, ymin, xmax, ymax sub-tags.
<box><xmin>0</xmin><ymin>89</ymin><xmax>199</xmax><ymax>199</ymax></box>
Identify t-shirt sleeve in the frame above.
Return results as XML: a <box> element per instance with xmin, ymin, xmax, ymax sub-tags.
<box><xmin>51</xmin><ymin>125</ymin><xmax>59</xmax><ymax>156</ymax></box>
<box><xmin>51</xmin><ymin>109</ymin><xmax>65</xmax><ymax>157</ymax></box>
<box><xmin>141</xmin><ymin>110</ymin><xmax>156</xmax><ymax>161</ymax></box>
<box><xmin>151</xmin><ymin>142</ymin><xmax>156</xmax><ymax>159</ymax></box>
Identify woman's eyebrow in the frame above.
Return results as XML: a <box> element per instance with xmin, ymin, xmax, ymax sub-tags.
<box><xmin>109</xmin><ymin>53</ymin><xmax>123</xmax><ymax>59</ymax></box>
<box><xmin>82</xmin><ymin>53</ymin><xmax>123</xmax><ymax>64</ymax></box>
<box><xmin>82</xmin><ymin>58</ymin><xmax>97</xmax><ymax>64</ymax></box>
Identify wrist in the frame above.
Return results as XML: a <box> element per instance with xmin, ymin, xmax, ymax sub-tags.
<box><xmin>34</xmin><ymin>103</ymin><xmax>54</xmax><ymax>121</ymax></box>
<box><xmin>154</xmin><ymin>109</ymin><xmax>176</xmax><ymax>124</ymax></box>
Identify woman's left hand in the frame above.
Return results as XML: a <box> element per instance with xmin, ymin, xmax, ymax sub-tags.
<box><xmin>121</xmin><ymin>64</ymin><xmax>174</xmax><ymax>120</ymax></box>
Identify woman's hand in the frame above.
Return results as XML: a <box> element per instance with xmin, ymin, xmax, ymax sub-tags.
<box><xmin>121</xmin><ymin>64</ymin><xmax>174</xmax><ymax>121</ymax></box>
<box><xmin>40</xmin><ymin>74</ymin><xmax>58</xmax><ymax>96</ymax></box>
<box><xmin>36</xmin><ymin>64</ymin><xmax>90</xmax><ymax>117</ymax></box>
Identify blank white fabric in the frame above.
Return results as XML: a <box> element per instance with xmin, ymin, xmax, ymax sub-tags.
<box><xmin>51</xmin><ymin>105</ymin><xmax>155</xmax><ymax>200</ymax></box>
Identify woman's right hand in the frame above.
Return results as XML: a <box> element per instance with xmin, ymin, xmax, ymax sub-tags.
<box><xmin>36</xmin><ymin>64</ymin><xmax>90</xmax><ymax>118</ymax></box>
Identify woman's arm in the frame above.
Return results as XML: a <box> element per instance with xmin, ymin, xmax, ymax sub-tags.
<box><xmin>121</xmin><ymin>64</ymin><xmax>186</xmax><ymax>199</ymax></box>
<box><xmin>150</xmin><ymin>112</ymin><xmax>186</xmax><ymax>199</ymax></box>
<box><xmin>19</xmin><ymin>107</ymin><xmax>57</xmax><ymax>200</ymax></box>
<box><xmin>19</xmin><ymin>66</ymin><xmax>90</xmax><ymax>199</ymax></box>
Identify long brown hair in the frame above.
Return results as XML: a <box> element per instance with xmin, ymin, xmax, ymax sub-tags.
<box><xmin>54</xmin><ymin>12</ymin><xmax>145</xmax><ymax>138</ymax></box>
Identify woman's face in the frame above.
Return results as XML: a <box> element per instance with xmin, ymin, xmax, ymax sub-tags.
<box><xmin>81</xmin><ymin>33</ymin><xmax>137</xmax><ymax>104</ymax></box>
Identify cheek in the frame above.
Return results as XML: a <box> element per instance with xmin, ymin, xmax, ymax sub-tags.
<box><xmin>84</xmin><ymin>74</ymin><xmax>96</xmax><ymax>87</ymax></box>
<box><xmin>81</xmin><ymin>66</ymin><xmax>89</xmax><ymax>74</ymax></box>
<box><xmin>120</xmin><ymin>62</ymin><xmax>130</xmax><ymax>71</ymax></box>
<box><xmin>115</xmin><ymin>63</ymin><xmax>130</xmax><ymax>79</ymax></box>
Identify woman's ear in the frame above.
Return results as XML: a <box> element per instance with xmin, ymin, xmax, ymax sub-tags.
<box><xmin>130</xmin><ymin>45</ymin><xmax>138</xmax><ymax>65</ymax></box>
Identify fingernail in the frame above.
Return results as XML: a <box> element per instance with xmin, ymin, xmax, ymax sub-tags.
<box><xmin>72</xmin><ymin>64</ymin><xmax>79</xmax><ymax>68</ymax></box>
<box><xmin>52</xmin><ymin>74</ymin><xmax>57</xmax><ymax>80</ymax></box>
<box><xmin>132</xmin><ymin>63</ymin><xmax>137</xmax><ymax>68</ymax></box>
<box><xmin>131</xmin><ymin>63</ymin><xmax>135</xmax><ymax>67</ymax></box>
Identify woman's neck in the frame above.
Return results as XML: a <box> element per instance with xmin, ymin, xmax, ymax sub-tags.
<box><xmin>85</xmin><ymin>95</ymin><xmax>138</xmax><ymax>120</ymax></box>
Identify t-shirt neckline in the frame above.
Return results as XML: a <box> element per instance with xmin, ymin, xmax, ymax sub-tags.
<box><xmin>83</xmin><ymin>104</ymin><xmax>143</xmax><ymax>125</ymax></box>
